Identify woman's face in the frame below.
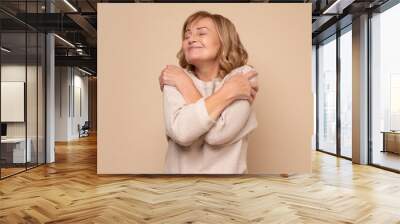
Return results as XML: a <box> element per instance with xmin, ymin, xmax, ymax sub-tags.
<box><xmin>182</xmin><ymin>17</ymin><xmax>221</xmax><ymax>65</ymax></box>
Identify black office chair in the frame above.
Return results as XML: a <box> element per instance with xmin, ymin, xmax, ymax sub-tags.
<box><xmin>79</xmin><ymin>121</ymin><xmax>90</xmax><ymax>138</ymax></box>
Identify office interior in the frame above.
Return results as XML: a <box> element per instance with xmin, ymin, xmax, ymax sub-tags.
<box><xmin>0</xmin><ymin>0</ymin><xmax>400</xmax><ymax>223</ymax></box>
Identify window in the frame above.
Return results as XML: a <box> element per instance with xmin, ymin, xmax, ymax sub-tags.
<box><xmin>317</xmin><ymin>35</ymin><xmax>337</xmax><ymax>154</ymax></box>
<box><xmin>340</xmin><ymin>27</ymin><xmax>352</xmax><ymax>158</ymax></box>
<box><xmin>371</xmin><ymin>3</ymin><xmax>400</xmax><ymax>171</ymax></box>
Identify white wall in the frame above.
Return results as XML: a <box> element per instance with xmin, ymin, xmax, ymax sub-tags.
<box><xmin>72</xmin><ymin>73</ymin><xmax>89</xmax><ymax>138</ymax></box>
<box><xmin>55</xmin><ymin>66</ymin><xmax>70</xmax><ymax>141</ymax></box>
<box><xmin>55</xmin><ymin>67</ymin><xmax>89</xmax><ymax>141</ymax></box>
<box><xmin>1</xmin><ymin>65</ymin><xmax>37</xmax><ymax>138</ymax></box>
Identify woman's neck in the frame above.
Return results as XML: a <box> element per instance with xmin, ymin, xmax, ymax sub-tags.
<box><xmin>194</xmin><ymin>61</ymin><xmax>220</xmax><ymax>82</ymax></box>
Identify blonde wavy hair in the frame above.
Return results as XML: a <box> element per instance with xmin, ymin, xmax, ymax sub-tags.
<box><xmin>177</xmin><ymin>11</ymin><xmax>248</xmax><ymax>78</ymax></box>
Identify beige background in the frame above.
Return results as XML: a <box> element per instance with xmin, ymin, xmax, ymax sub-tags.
<box><xmin>97</xmin><ymin>3</ymin><xmax>312</xmax><ymax>174</ymax></box>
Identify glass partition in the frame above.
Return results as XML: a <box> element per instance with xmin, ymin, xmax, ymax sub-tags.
<box><xmin>0</xmin><ymin>1</ymin><xmax>46</xmax><ymax>179</ymax></box>
<box><xmin>0</xmin><ymin>31</ymin><xmax>28</xmax><ymax>177</ymax></box>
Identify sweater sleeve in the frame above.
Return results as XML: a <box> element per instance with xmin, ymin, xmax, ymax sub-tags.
<box><xmin>163</xmin><ymin>85</ymin><xmax>216</xmax><ymax>147</ymax></box>
<box><xmin>204</xmin><ymin>65</ymin><xmax>258</xmax><ymax>146</ymax></box>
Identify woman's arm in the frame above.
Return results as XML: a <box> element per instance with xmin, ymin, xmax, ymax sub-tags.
<box><xmin>161</xmin><ymin>65</ymin><xmax>258</xmax><ymax>146</ymax></box>
<box><xmin>204</xmin><ymin>93</ymin><xmax>256</xmax><ymax>146</ymax></box>
<box><xmin>160</xmin><ymin>65</ymin><xmax>257</xmax><ymax>118</ymax></box>
<box><xmin>204</xmin><ymin>65</ymin><xmax>259</xmax><ymax>146</ymax></box>
<box><xmin>159</xmin><ymin>65</ymin><xmax>202</xmax><ymax>104</ymax></box>
<box><xmin>163</xmin><ymin>84</ymin><xmax>237</xmax><ymax>147</ymax></box>
<box><xmin>163</xmin><ymin>85</ymin><xmax>213</xmax><ymax>147</ymax></box>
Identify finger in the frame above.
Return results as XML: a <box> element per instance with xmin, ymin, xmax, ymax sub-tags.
<box><xmin>251</xmin><ymin>93</ymin><xmax>255</xmax><ymax>102</ymax></box>
<box><xmin>161</xmin><ymin>68</ymin><xmax>167</xmax><ymax>75</ymax></box>
<box><xmin>250</xmin><ymin>82</ymin><xmax>259</xmax><ymax>91</ymax></box>
<box><xmin>244</xmin><ymin>95</ymin><xmax>252</xmax><ymax>102</ymax></box>
<box><xmin>160</xmin><ymin>73</ymin><xmax>169</xmax><ymax>84</ymax></box>
<box><xmin>165</xmin><ymin>66</ymin><xmax>172</xmax><ymax>73</ymax></box>
<box><xmin>248</xmin><ymin>95</ymin><xmax>254</xmax><ymax>105</ymax></box>
<box><xmin>250</xmin><ymin>85</ymin><xmax>258</xmax><ymax>93</ymax></box>
<box><xmin>251</xmin><ymin>89</ymin><xmax>257</xmax><ymax>97</ymax></box>
<box><xmin>253</xmin><ymin>86</ymin><xmax>259</xmax><ymax>93</ymax></box>
<box><xmin>238</xmin><ymin>95</ymin><xmax>249</xmax><ymax>101</ymax></box>
<box><xmin>250</xmin><ymin>93</ymin><xmax>255</xmax><ymax>102</ymax></box>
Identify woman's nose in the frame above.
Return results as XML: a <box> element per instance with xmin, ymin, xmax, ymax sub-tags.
<box><xmin>188</xmin><ymin>35</ymin><xmax>198</xmax><ymax>44</ymax></box>
<box><xmin>189</xmin><ymin>39</ymin><xmax>196</xmax><ymax>45</ymax></box>
<box><xmin>188</xmin><ymin>38</ymin><xmax>196</xmax><ymax>44</ymax></box>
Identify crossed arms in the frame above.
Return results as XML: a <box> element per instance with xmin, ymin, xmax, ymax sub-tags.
<box><xmin>163</xmin><ymin>65</ymin><xmax>258</xmax><ymax>147</ymax></box>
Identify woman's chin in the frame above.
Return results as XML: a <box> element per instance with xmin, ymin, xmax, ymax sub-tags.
<box><xmin>186</xmin><ymin>57</ymin><xmax>207</xmax><ymax>65</ymax></box>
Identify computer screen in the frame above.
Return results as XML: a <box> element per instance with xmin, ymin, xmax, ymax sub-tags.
<box><xmin>1</xmin><ymin>123</ymin><xmax>7</xmax><ymax>137</ymax></box>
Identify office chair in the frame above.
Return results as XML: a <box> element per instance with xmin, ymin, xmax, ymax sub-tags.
<box><xmin>79</xmin><ymin>121</ymin><xmax>90</xmax><ymax>138</ymax></box>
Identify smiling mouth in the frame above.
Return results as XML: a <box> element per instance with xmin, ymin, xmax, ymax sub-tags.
<box><xmin>189</xmin><ymin>47</ymin><xmax>203</xmax><ymax>50</ymax></box>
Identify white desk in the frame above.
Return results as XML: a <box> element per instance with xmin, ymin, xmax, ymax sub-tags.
<box><xmin>1</xmin><ymin>138</ymin><xmax>32</xmax><ymax>163</ymax></box>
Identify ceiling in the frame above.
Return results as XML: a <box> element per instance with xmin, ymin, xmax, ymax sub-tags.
<box><xmin>0</xmin><ymin>0</ymin><xmax>393</xmax><ymax>75</ymax></box>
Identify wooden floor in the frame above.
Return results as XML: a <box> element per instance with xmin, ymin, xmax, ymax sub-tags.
<box><xmin>0</xmin><ymin>167</ymin><xmax>26</xmax><ymax>178</ymax></box>
<box><xmin>1</xmin><ymin>134</ymin><xmax>400</xmax><ymax>223</ymax></box>
<box><xmin>373</xmin><ymin>150</ymin><xmax>400</xmax><ymax>171</ymax></box>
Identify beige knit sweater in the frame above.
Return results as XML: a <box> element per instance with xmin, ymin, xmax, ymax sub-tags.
<box><xmin>163</xmin><ymin>65</ymin><xmax>258</xmax><ymax>174</ymax></box>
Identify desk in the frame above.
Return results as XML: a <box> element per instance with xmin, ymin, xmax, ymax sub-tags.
<box><xmin>381</xmin><ymin>131</ymin><xmax>400</xmax><ymax>154</ymax></box>
<box><xmin>1</xmin><ymin>138</ymin><xmax>31</xmax><ymax>163</ymax></box>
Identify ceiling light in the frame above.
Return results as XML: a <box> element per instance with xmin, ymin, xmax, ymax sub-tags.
<box><xmin>63</xmin><ymin>0</ymin><xmax>78</xmax><ymax>12</ymax></box>
<box><xmin>54</xmin><ymin>34</ymin><xmax>75</xmax><ymax>48</ymax></box>
<box><xmin>322</xmin><ymin>0</ymin><xmax>354</xmax><ymax>15</ymax></box>
<box><xmin>1</xmin><ymin>47</ymin><xmax>11</xmax><ymax>53</ymax></box>
<box><xmin>78</xmin><ymin>67</ymin><xmax>93</xmax><ymax>76</ymax></box>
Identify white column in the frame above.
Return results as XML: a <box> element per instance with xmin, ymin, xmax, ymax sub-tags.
<box><xmin>46</xmin><ymin>32</ymin><xmax>55</xmax><ymax>163</ymax></box>
<box><xmin>352</xmin><ymin>14</ymin><xmax>369</xmax><ymax>164</ymax></box>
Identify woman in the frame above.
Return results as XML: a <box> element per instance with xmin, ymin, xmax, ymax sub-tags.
<box><xmin>159</xmin><ymin>11</ymin><xmax>259</xmax><ymax>174</ymax></box>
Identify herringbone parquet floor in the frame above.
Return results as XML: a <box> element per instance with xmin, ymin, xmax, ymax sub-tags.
<box><xmin>1</xmin><ymin>134</ymin><xmax>400</xmax><ymax>223</ymax></box>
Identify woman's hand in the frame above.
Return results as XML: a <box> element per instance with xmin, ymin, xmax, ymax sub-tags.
<box><xmin>204</xmin><ymin>70</ymin><xmax>258</xmax><ymax>121</ymax></box>
<box><xmin>159</xmin><ymin>65</ymin><xmax>192</xmax><ymax>91</ymax></box>
<box><xmin>159</xmin><ymin>65</ymin><xmax>203</xmax><ymax>104</ymax></box>
<box><xmin>221</xmin><ymin>70</ymin><xmax>259</xmax><ymax>104</ymax></box>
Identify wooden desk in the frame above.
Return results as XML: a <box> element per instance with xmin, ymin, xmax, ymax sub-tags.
<box><xmin>381</xmin><ymin>131</ymin><xmax>400</xmax><ymax>154</ymax></box>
